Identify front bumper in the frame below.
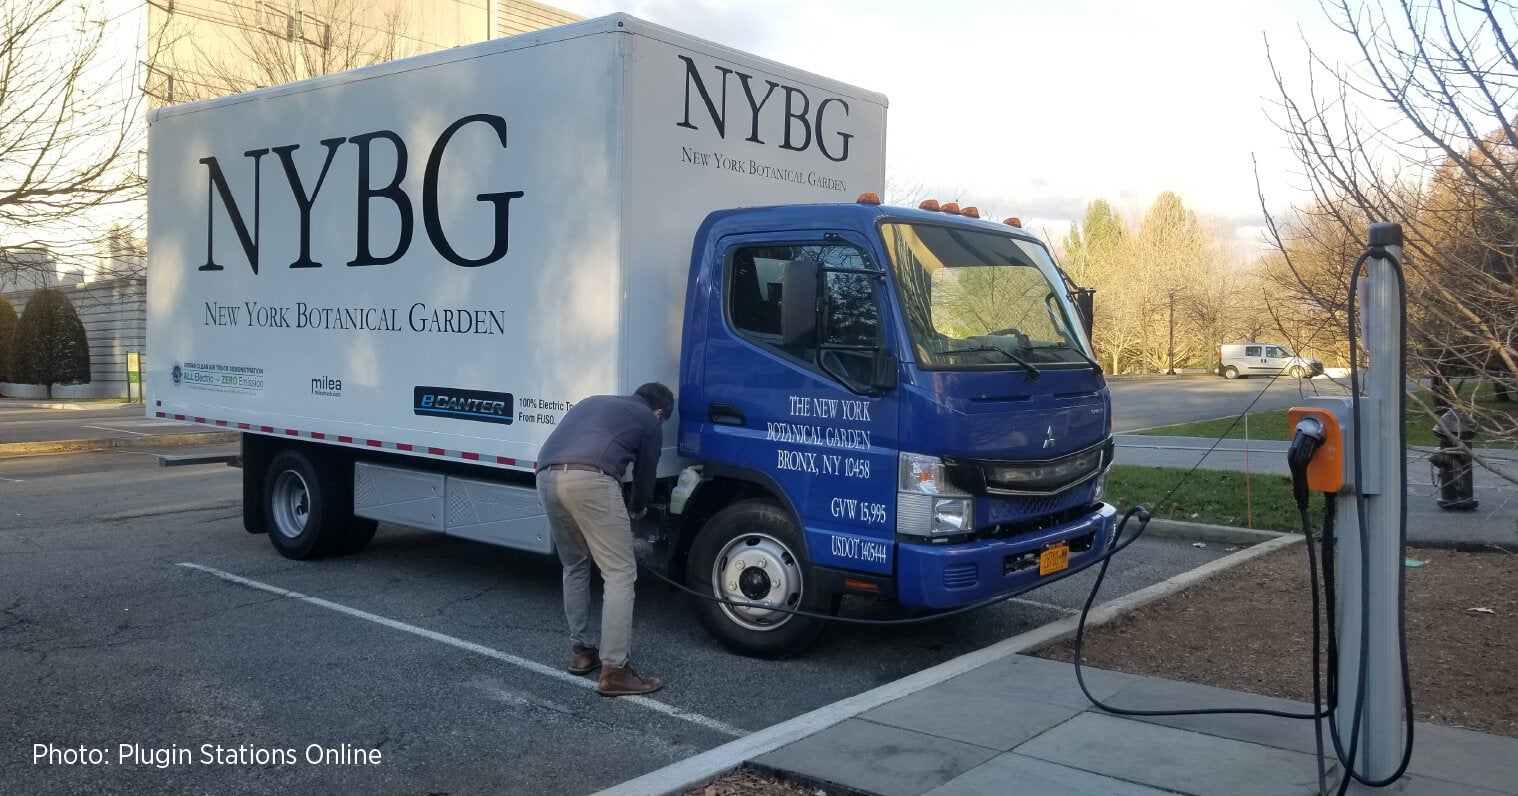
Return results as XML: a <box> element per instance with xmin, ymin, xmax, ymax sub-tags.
<box><xmin>895</xmin><ymin>502</ymin><xmax>1118</xmax><ymax>609</ymax></box>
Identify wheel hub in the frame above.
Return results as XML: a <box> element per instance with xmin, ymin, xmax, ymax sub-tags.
<box><xmin>270</xmin><ymin>471</ymin><xmax>311</xmax><ymax>539</ymax></box>
<box><xmin>738</xmin><ymin>567</ymin><xmax>772</xmax><ymax>599</ymax></box>
<box><xmin>712</xmin><ymin>533</ymin><xmax>802</xmax><ymax>630</ymax></box>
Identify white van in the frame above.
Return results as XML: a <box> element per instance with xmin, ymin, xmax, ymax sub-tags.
<box><xmin>1217</xmin><ymin>343</ymin><xmax>1323</xmax><ymax>379</ymax></box>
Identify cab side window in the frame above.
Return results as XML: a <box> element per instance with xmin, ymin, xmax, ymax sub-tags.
<box><xmin>727</xmin><ymin>243</ymin><xmax>880</xmax><ymax>389</ymax></box>
<box><xmin>729</xmin><ymin>251</ymin><xmax>783</xmax><ymax>337</ymax></box>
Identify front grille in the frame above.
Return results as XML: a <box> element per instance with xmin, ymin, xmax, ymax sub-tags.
<box><xmin>947</xmin><ymin>438</ymin><xmax>1113</xmax><ymax>496</ymax></box>
<box><xmin>975</xmin><ymin>502</ymin><xmax>1100</xmax><ymax>542</ymax></box>
<box><xmin>984</xmin><ymin>483</ymin><xmax>1095</xmax><ymax>524</ymax></box>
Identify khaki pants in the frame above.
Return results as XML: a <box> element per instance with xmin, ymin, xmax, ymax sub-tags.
<box><xmin>537</xmin><ymin>469</ymin><xmax>636</xmax><ymax>668</ymax></box>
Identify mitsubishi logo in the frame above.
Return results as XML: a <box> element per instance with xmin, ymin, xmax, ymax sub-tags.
<box><xmin>1043</xmin><ymin>426</ymin><xmax>1056</xmax><ymax>449</ymax></box>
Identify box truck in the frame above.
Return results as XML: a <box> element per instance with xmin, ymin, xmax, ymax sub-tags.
<box><xmin>147</xmin><ymin>14</ymin><xmax>1118</xmax><ymax>657</ymax></box>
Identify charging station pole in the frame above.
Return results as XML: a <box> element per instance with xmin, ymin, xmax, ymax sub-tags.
<box><xmin>1338</xmin><ymin>222</ymin><xmax>1407</xmax><ymax>788</ymax></box>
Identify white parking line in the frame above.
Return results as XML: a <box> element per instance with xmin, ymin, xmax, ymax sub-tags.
<box><xmin>82</xmin><ymin>424</ymin><xmax>152</xmax><ymax>436</ymax></box>
<box><xmin>177</xmin><ymin>562</ymin><xmax>748</xmax><ymax>738</ymax></box>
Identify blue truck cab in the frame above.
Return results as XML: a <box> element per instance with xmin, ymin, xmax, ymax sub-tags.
<box><xmin>663</xmin><ymin>196</ymin><xmax>1118</xmax><ymax>658</ymax></box>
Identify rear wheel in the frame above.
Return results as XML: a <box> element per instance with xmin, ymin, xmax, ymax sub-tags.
<box><xmin>687</xmin><ymin>500</ymin><xmax>829</xmax><ymax>658</ymax></box>
<box><xmin>339</xmin><ymin>518</ymin><xmax>379</xmax><ymax>554</ymax></box>
<box><xmin>264</xmin><ymin>449</ymin><xmax>352</xmax><ymax>559</ymax></box>
<box><xmin>1223</xmin><ymin>366</ymin><xmax>1240</xmax><ymax>379</ymax></box>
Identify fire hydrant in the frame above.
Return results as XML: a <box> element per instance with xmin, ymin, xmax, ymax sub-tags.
<box><xmin>1429</xmin><ymin>408</ymin><xmax>1479</xmax><ymax>511</ymax></box>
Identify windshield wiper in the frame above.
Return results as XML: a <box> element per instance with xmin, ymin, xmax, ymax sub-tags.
<box><xmin>1030</xmin><ymin>341</ymin><xmax>1102</xmax><ymax>373</ymax></box>
<box><xmin>956</xmin><ymin>337</ymin><xmax>1041</xmax><ymax>381</ymax></box>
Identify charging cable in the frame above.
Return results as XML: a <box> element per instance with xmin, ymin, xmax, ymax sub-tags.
<box><xmin>1070</xmin><ymin>243</ymin><xmax>1416</xmax><ymax>796</ymax></box>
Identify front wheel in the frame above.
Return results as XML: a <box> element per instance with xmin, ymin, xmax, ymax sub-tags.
<box><xmin>1223</xmin><ymin>366</ymin><xmax>1240</xmax><ymax>379</ymax></box>
<box><xmin>1289</xmin><ymin>366</ymin><xmax>1305</xmax><ymax>379</ymax></box>
<box><xmin>686</xmin><ymin>500</ymin><xmax>829</xmax><ymax>659</ymax></box>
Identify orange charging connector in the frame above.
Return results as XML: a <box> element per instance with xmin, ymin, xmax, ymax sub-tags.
<box><xmin>1287</xmin><ymin>407</ymin><xmax>1344</xmax><ymax>493</ymax></box>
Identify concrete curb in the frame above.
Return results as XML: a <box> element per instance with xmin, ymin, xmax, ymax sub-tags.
<box><xmin>0</xmin><ymin>400</ymin><xmax>135</xmax><ymax>410</ymax></box>
<box><xmin>592</xmin><ymin>533</ymin><xmax>1305</xmax><ymax>796</ymax></box>
<box><xmin>0</xmin><ymin>431</ymin><xmax>237</xmax><ymax>456</ymax></box>
<box><xmin>1142</xmin><ymin>519</ymin><xmax>1286</xmax><ymax>546</ymax></box>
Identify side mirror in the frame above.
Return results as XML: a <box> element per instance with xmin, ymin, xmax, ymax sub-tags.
<box><xmin>781</xmin><ymin>258</ymin><xmax>820</xmax><ymax>347</ymax></box>
<box><xmin>870</xmin><ymin>348</ymin><xmax>898</xmax><ymax>391</ymax></box>
<box><xmin>1074</xmin><ymin>288</ymin><xmax>1095</xmax><ymax>340</ymax></box>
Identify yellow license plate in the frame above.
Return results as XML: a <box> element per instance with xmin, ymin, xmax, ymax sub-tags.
<box><xmin>1039</xmin><ymin>542</ymin><xmax>1069</xmax><ymax>576</ymax></box>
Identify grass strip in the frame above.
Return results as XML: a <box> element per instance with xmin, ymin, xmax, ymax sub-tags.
<box><xmin>1106</xmin><ymin>464</ymin><xmax>1322</xmax><ymax>532</ymax></box>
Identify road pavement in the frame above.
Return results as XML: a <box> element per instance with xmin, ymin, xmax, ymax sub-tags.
<box><xmin>0</xmin><ymin>401</ymin><xmax>229</xmax><ymax>453</ymax></box>
<box><xmin>0</xmin><ymin>444</ymin><xmax>1232</xmax><ymax>795</ymax></box>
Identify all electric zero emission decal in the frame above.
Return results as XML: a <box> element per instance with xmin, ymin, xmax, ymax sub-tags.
<box><xmin>413</xmin><ymin>386</ymin><xmax>513</xmax><ymax>425</ymax></box>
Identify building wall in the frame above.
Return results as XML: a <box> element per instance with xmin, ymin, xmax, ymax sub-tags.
<box><xmin>145</xmin><ymin>0</ymin><xmax>580</xmax><ymax>105</ymax></box>
<box><xmin>498</xmin><ymin>0</ymin><xmax>580</xmax><ymax>36</ymax></box>
<box><xmin>1</xmin><ymin>278</ymin><xmax>147</xmax><ymax>400</ymax></box>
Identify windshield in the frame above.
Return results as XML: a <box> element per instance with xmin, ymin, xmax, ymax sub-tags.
<box><xmin>881</xmin><ymin>222</ymin><xmax>1093</xmax><ymax>369</ymax></box>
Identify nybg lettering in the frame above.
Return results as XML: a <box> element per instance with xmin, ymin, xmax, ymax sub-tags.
<box><xmin>198</xmin><ymin>114</ymin><xmax>525</xmax><ymax>275</ymax></box>
<box><xmin>676</xmin><ymin>54</ymin><xmax>852</xmax><ymax>163</ymax></box>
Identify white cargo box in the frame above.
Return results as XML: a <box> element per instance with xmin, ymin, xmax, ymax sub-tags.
<box><xmin>147</xmin><ymin>14</ymin><xmax>886</xmax><ymax>475</ymax></box>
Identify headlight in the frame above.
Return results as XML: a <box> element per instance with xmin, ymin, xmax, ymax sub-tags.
<box><xmin>932</xmin><ymin>497</ymin><xmax>972</xmax><ymax>531</ymax></box>
<box><xmin>898</xmin><ymin>453</ymin><xmax>973</xmax><ymax>537</ymax></box>
<box><xmin>1092</xmin><ymin>469</ymin><xmax>1109</xmax><ymax>502</ymax></box>
<box><xmin>898</xmin><ymin>452</ymin><xmax>968</xmax><ymax>497</ymax></box>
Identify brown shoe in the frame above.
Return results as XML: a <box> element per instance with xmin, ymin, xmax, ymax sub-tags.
<box><xmin>568</xmin><ymin>644</ymin><xmax>601</xmax><ymax>675</ymax></box>
<box><xmin>597</xmin><ymin>664</ymin><xmax>662</xmax><ymax>697</ymax></box>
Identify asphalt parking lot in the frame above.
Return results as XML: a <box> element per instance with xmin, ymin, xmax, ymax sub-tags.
<box><xmin>0</xmin><ymin>446</ymin><xmax>1237</xmax><ymax>795</ymax></box>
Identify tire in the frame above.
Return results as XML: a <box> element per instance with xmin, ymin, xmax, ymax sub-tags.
<box><xmin>1289</xmin><ymin>366</ymin><xmax>1305</xmax><ymax>379</ymax></box>
<box><xmin>263</xmin><ymin>449</ymin><xmax>351</xmax><ymax>560</ymax></box>
<box><xmin>686</xmin><ymin>500</ymin><xmax>829</xmax><ymax>659</ymax></box>
<box><xmin>338</xmin><ymin>518</ymin><xmax>379</xmax><ymax>555</ymax></box>
<box><xmin>1223</xmin><ymin>366</ymin><xmax>1240</xmax><ymax>380</ymax></box>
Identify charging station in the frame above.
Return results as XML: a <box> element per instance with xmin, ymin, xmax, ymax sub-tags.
<box><xmin>1289</xmin><ymin>222</ymin><xmax>1411</xmax><ymax>791</ymax></box>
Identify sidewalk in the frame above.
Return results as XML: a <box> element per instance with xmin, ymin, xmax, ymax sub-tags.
<box><xmin>0</xmin><ymin>398</ymin><xmax>236</xmax><ymax>455</ymax></box>
<box><xmin>600</xmin><ymin>536</ymin><xmax>1518</xmax><ymax>796</ymax></box>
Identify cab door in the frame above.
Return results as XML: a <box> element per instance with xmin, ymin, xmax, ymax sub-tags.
<box><xmin>1244</xmin><ymin>344</ymin><xmax>1269</xmax><ymax>375</ymax></box>
<box><xmin>694</xmin><ymin>235</ymin><xmax>900</xmax><ymax>577</ymax></box>
<box><xmin>1263</xmin><ymin>345</ymin><xmax>1291</xmax><ymax>375</ymax></box>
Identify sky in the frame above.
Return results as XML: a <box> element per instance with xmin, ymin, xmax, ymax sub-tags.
<box><xmin>548</xmin><ymin>0</ymin><xmax>1361</xmax><ymax>253</ymax></box>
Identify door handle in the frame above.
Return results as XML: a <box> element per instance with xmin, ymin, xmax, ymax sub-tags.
<box><xmin>709</xmin><ymin>403</ymin><xmax>746</xmax><ymax>426</ymax></box>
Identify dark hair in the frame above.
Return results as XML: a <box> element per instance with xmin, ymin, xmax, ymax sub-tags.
<box><xmin>635</xmin><ymin>382</ymin><xmax>675</xmax><ymax>417</ymax></box>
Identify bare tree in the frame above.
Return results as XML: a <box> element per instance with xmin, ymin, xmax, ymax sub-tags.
<box><xmin>149</xmin><ymin>0</ymin><xmax>426</xmax><ymax>103</ymax></box>
<box><xmin>1063</xmin><ymin>194</ymin><xmax>1245</xmax><ymax>374</ymax></box>
<box><xmin>0</xmin><ymin>0</ymin><xmax>146</xmax><ymax>285</ymax></box>
<box><xmin>1265</xmin><ymin>0</ymin><xmax>1517</xmax><ymax>484</ymax></box>
<box><xmin>1255</xmin><ymin>200</ymin><xmax>1367</xmax><ymax>367</ymax></box>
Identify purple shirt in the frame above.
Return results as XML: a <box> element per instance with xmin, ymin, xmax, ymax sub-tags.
<box><xmin>536</xmin><ymin>394</ymin><xmax>662</xmax><ymax>512</ymax></box>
